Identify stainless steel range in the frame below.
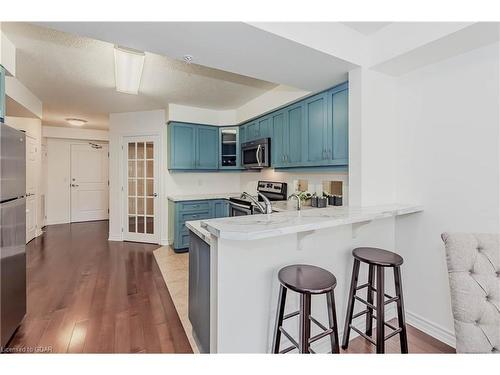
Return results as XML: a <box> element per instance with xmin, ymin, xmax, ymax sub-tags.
<box><xmin>229</xmin><ymin>181</ymin><xmax>287</xmax><ymax>216</ymax></box>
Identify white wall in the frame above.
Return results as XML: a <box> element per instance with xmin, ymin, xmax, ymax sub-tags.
<box><xmin>43</xmin><ymin>126</ymin><xmax>108</xmax><ymax>141</ymax></box>
<box><xmin>348</xmin><ymin>68</ymin><xmax>397</xmax><ymax>206</ymax></box>
<box><xmin>236</xmin><ymin>85</ymin><xmax>310</xmax><ymax>123</ymax></box>
<box><xmin>394</xmin><ymin>42</ymin><xmax>500</xmax><ymax>345</ymax></box>
<box><xmin>168</xmin><ymin>103</ymin><xmax>236</xmax><ymax>126</ymax></box>
<box><xmin>5</xmin><ymin>77</ymin><xmax>43</xmax><ymax>119</ymax></box>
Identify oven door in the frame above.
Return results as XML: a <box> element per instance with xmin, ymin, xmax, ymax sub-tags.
<box><xmin>229</xmin><ymin>201</ymin><xmax>253</xmax><ymax>216</ymax></box>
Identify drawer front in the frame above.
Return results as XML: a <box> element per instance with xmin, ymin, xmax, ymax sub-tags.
<box><xmin>178</xmin><ymin>201</ymin><xmax>211</xmax><ymax>212</ymax></box>
<box><xmin>179</xmin><ymin>210</ymin><xmax>211</xmax><ymax>223</ymax></box>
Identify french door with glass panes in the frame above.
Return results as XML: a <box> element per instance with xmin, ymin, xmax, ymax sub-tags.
<box><xmin>123</xmin><ymin>136</ymin><xmax>159</xmax><ymax>243</ymax></box>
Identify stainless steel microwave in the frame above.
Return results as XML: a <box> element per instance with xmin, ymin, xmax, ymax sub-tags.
<box><xmin>241</xmin><ymin>138</ymin><xmax>270</xmax><ymax>169</ymax></box>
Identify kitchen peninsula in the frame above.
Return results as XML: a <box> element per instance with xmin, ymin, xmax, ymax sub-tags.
<box><xmin>186</xmin><ymin>203</ymin><xmax>423</xmax><ymax>353</ymax></box>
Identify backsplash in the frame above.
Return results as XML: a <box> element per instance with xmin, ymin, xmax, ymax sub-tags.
<box><xmin>239</xmin><ymin>168</ymin><xmax>349</xmax><ymax>204</ymax></box>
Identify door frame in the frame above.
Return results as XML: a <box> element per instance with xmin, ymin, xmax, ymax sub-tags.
<box><xmin>121</xmin><ymin>134</ymin><xmax>161</xmax><ymax>244</ymax></box>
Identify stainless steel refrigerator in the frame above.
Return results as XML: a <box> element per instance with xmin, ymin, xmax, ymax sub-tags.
<box><xmin>0</xmin><ymin>122</ymin><xmax>26</xmax><ymax>348</ymax></box>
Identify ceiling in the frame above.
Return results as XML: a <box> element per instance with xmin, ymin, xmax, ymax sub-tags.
<box><xmin>38</xmin><ymin>22</ymin><xmax>357</xmax><ymax>94</ymax></box>
<box><xmin>2</xmin><ymin>23</ymin><xmax>278</xmax><ymax>129</ymax></box>
<box><xmin>342</xmin><ymin>22</ymin><xmax>391</xmax><ymax>35</ymax></box>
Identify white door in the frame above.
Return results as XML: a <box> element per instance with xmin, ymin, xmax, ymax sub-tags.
<box><xmin>123</xmin><ymin>136</ymin><xmax>159</xmax><ymax>244</ymax></box>
<box><xmin>26</xmin><ymin>135</ymin><xmax>37</xmax><ymax>243</ymax></box>
<box><xmin>70</xmin><ymin>143</ymin><xmax>109</xmax><ymax>223</ymax></box>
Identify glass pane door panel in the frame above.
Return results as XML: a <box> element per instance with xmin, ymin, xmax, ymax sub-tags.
<box><xmin>126</xmin><ymin>140</ymin><xmax>155</xmax><ymax>238</ymax></box>
<box><xmin>146</xmin><ymin>198</ymin><xmax>154</xmax><ymax>215</ymax></box>
<box><xmin>137</xmin><ymin>142</ymin><xmax>144</xmax><ymax>159</ymax></box>
<box><xmin>146</xmin><ymin>142</ymin><xmax>154</xmax><ymax>159</ymax></box>
<box><xmin>146</xmin><ymin>179</ymin><xmax>154</xmax><ymax>196</ymax></box>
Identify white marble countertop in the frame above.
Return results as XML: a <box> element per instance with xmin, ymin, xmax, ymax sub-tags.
<box><xmin>167</xmin><ymin>192</ymin><xmax>241</xmax><ymax>202</ymax></box>
<box><xmin>200</xmin><ymin>204</ymin><xmax>423</xmax><ymax>241</ymax></box>
<box><xmin>185</xmin><ymin>220</ymin><xmax>212</xmax><ymax>244</ymax></box>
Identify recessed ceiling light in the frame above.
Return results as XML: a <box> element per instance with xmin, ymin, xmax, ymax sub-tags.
<box><xmin>114</xmin><ymin>46</ymin><xmax>145</xmax><ymax>95</ymax></box>
<box><xmin>183</xmin><ymin>54</ymin><xmax>193</xmax><ymax>64</ymax></box>
<box><xmin>66</xmin><ymin>118</ymin><xmax>87</xmax><ymax>127</ymax></box>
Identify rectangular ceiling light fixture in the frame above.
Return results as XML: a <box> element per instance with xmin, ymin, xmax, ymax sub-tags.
<box><xmin>114</xmin><ymin>46</ymin><xmax>145</xmax><ymax>95</ymax></box>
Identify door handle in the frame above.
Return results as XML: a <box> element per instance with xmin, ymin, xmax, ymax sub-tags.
<box><xmin>71</xmin><ymin>184</ymin><xmax>79</xmax><ymax>187</ymax></box>
<box><xmin>153</xmin><ymin>193</ymin><xmax>158</xmax><ymax>197</ymax></box>
<box><xmin>256</xmin><ymin>144</ymin><xmax>262</xmax><ymax>166</ymax></box>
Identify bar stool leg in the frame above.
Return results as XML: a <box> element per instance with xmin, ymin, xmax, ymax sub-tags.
<box><xmin>299</xmin><ymin>293</ymin><xmax>311</xmax><ymax>353</ymax></box>
<box><xmin>376</xmin><ymin>265</ymin><xmax>385</xmax><ymax>354</ymax></box>
<box><xmin>366</xmin><ymin>264</ymin><xmax>375</xmax><ymax>336</ymax></box>
<box><xmin>394</xmin><ymin>266</ymin><xmax>408</xmax><ymax>353</ymax></box>
<box><xmin>341</xmin><ymin>259</ymin><xmax>361</xmax><ymax>350</ymax></box>
<box><xmin>272</xmin><ymin>285</ymin><xmax>287</xmax><ymax>353</ymax></box>
<box><xmin>326</xmin><ymin>290</ymin><xmax>340</xmax><ymax>353</ymax></box>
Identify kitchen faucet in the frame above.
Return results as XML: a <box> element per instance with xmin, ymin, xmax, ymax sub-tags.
<box><xmin>288</xmin><ymin>193</ymin><xmax>302</xmax><ymax>211</ymax></box>
<box><xmin>241</xmin><ymin>192</ymin><xmax>273</xmax><ymax>214</ymax></box>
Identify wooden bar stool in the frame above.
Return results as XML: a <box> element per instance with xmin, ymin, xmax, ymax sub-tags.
<box><xmin>341</xmin><ymin>247</ymin><xmax>408</xmax><ymax>353</ymax></box>
<box><xmin>272</xmin><ymin>264</ymin><xmax>340</xmax><ymax>354</ymax></box>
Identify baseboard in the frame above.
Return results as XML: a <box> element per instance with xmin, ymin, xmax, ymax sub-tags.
<box><xmin>406</xmin><ymin>310</ymin><xmax>456</xmax><ymax>348</ymax></box>
<box><xmin>313</xmin><ymin>308</ymin><xmax>455</xmax><ymax>353</ymax></box>
<box><xmin>108</xmin><ymin>235</ymin><xmax>122</xmax><ymax>242</ymax></box>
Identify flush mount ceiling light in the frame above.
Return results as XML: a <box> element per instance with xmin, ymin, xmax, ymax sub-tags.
<box><xmin>114</xmin><ymin>46</ymin><xmax>145</xmax><ymax>95</ymax></box>
<box><xmin>66</xmin><ymin>118</ymin><xmax>87</xmax><ymax>127</ymax></box>
<box><xmin>183</xmin><ymin>54</ymin><xmax>193</xmax><ymax>64</ymax></box>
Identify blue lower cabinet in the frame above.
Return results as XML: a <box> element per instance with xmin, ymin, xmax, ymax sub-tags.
<box><xmin>172</xmin><ymin>199</ymin><xmax>229</xmax><ymax>252</ymax></box>
<box><xmin>214</xmin><ymin>200</ymin><xmax>229</xmax><ymax>218</ymax></box>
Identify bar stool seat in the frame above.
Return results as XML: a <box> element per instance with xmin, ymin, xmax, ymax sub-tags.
<box><xmin>272</xmin><ymin>264</ymin><xmax>340</xmax><ymax>354</ymax></box>
<box><xmin>353</xmin><ymin>247</ymin><xmax>404</xmax><ymax>267</ymax></box>
<box><xmin>278</xmin><ymin>264</ymin><xmax>337</xmax><ymax>294</ymax></box>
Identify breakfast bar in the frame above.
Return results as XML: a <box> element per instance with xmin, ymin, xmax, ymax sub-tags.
<box><xmin>186</xmin><ymin>204</ymin><xmax>423</xmax><ymax>353</ymax></box>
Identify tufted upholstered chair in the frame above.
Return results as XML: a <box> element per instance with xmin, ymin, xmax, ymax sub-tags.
<box><xmin>441</xmin><ymin>233</ymin><xmax>499</xmax><ymax>353</ymax></box>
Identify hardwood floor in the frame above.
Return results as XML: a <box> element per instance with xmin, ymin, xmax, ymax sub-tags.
<box><xmin>342</xmin><ymin>319</ymin><xmax>454</xmax><ymax>353</ymax></box>
<box><xmin>6</xmin><ymin>220</ymin><xmax>192</xmax><ymax>353</ymax></box>
<box><xmin>4</xmin><ymin>220</ymin><xmax>453</xmax><ymax>354</ymax></box>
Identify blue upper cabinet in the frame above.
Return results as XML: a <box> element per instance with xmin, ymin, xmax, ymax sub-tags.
<box><xmin>285</xmin><ymin>103</ymin><xmax>304</xmax><ymax>165</ymax></box>
<box><xmin>257</xmin><ymin>116</ymin><xmax>271</xmax><ymax>138</ymax></box>
<box><xmin>326</xmin><ymin>83</ymin><xmax>349</xmax><ymax>164</ymax></box>
<box><xmin>271</xmin><ymin>110</ymin><xmax>286</xmax><ymax>167</ymax></box>
<box><xmin>169</xmin><ymin>82</ymin><xmax>348</xmax><ymax>172</ymax></box>
<box><xmin>246</xmin><ymin>121</ymin><xmax>259</xmax><ymax>141</ymax></box>
<box><xmin>168</xmin><ymin>122</ymin><xmax>219</xmax><ymax>170</ymax></box>
<box><xmin>196</xmin><ymin>126</ymin><xmax>219</xmax><ymax>169</ymax></box>
<box><xmin>0</xmin><ymin>66</ymin><xmax>5</xmax><ymax>122</ymax></box>
<box><xmin>303</xmin><ymin>92</ymin><xmax>328</xmax><ymax>165</ymax></box>
<box><xmin>169</xmin><ymin>122</ymin><xmax>196</xmax><ymax>169</ymax></box>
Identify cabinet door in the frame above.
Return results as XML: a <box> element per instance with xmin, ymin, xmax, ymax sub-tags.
<box><xmin>327</xmin><ymin>87</ymin><xmax>349</xmax><ymax>164</ymax></box>
<box><xmin>303</xmin><ymin>93</ymin><xmax>328</xmax><ymax>164</ymax></box>
<box><xmin>239</xmin><ymin>124</ymin><xmax>247</xmax><ymax>144</ymax></box>
<box><xmin>271</xmin><ymin>111</ymin><xmax>285</xmax><ymax>167</ymax></box>
<box><xmin>0</xmin><ymin>66</ymin><xmax>5</xmax><ymax>122</ymax></box>
<box><xmin>285</xmin><ymin>103</ymin><xmax>304</xmax><ymax>166</ymax></box>
<box><xmin>246</xmin><ymin>121</ymin><xmax>259</xmax><ymax>141</ymax></box>
<box><xmin>257</xmin><ymin>116</ymin><xmax>271</xmax><ymax>138</ymax></box>
<box><xmin>169</xmin><ymin>123</ymin><xmax>196</xmax><ymax>169</ymax></box>
<box><xmin>214</xmin><ymin>200</ymin><xmax>229</xmax><ymax>218</ymax></box>
<box><xmin>196</xmin><ymin>126</ymin><xmax>219</xmax><ymax>169</ymax></box>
